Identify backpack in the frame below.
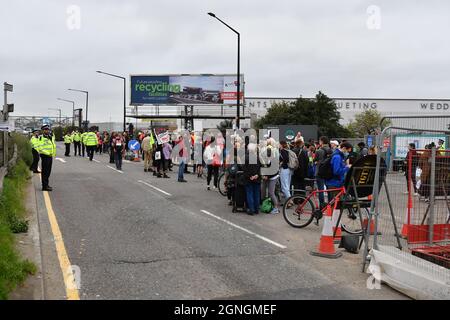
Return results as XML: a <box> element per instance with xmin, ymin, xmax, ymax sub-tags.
<box><xmin>287</xmin><ymin>149</ymin><xmax>299</xmax><ymax>170</ymax></box>
<box><xmin>317</xmin><ymin>154</ymin><xmax>334</xmax><ymax>179</ymax></box>
<box><xmin>260</xmin><ymin>197</ymin><xmax>273</xmax><ymax>213</ymax></box>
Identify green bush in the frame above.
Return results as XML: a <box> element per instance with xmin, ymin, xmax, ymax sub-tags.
<box><xmin>0</xmin><ymin>160</ymin><xmax>35</xmax><ymax>299</ymax></box>
<box><xmin>10</xmin><ymin>133</ymin><xmax>32</xmax><ymax>167</ymax></box>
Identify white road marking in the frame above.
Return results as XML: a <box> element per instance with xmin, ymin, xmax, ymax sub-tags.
<box><xmin>55</xmin><ymin>158</ymin><xmax>66</xmax><ymax>163</ymax></box>
<box><xmin>123</xmin><ymin>160</ymin><xmax>131</xmax><ymax>163</ymax></box>
<box><xmin>93</xmin><ymin>159</ymin><xmax>100</xmax><ymax>163</ymax></box>
<box><xmin>107</xmin><ymin>165</ymin><xmax>123</xmax><ymax>174</ymax></box>
<box><xmin>200</xmin><ymin>210</ymin><xmax>287</xmax><ymax>249</ymax></box>
<box><xmin>138</xmin><ymin>180</ymin><xmax>172</xmax><ymax>196</ymax></box>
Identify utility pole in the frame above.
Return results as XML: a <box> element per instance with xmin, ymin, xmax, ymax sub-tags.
<box><xmin>3</xmin><ymin>82</ymin><xmax>13</xmax><ymax>166</ymax></box>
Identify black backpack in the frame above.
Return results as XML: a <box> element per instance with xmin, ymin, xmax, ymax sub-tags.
<box><xmin>317</xmin><ymin>149</ymin><xmax>334</xmax><ymax>179</ymax></box>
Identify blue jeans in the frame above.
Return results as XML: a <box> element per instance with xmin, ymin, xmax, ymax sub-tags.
<box><xmin>316</xmin><ymin>177</ymin><xmax>326</xmax><ymax>207</ymax></box>
<box><xmin>280</xmin><ymin>168</ymin><xmax>292</xmax><ymax>199</ymax></box>
<box><xmin>245</xmin><ymin>183</ymin><xmax>261</xmax><ymax>213</ymax></box>
<box><xmin>178</xmin><ymin>159</ymin><xmax>185</xmax><ymax>181</ymax></box>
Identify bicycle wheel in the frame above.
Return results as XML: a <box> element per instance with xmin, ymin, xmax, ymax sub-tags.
<box><xmin>340</xmin><ymin>207</ymin><xmax>369</xmax><ymax>235</ymax></box>
<box><xmin>218</xmin><ymin>173</ymin><xmax>227</xmax><ymax>196</ymax></box>
<box><xmin>283</xmin><ymin>195</ymin><xmax>316</xmax><ymax>228</ymax></box>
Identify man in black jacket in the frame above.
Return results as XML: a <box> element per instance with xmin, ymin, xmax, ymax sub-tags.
<box><xmin>314</xmin><ymin>136</ymin><xmax>331</xmax><ymax>209</ymax></box>
<box><xmin>291</xmin><ymin>140</ymin><xmax>309</xmax><ymax>195</ymax></box>
<box><xmin>243</xmin><ymin>145</ymin><xmax>261</xmax><ymax>215</ymax></box>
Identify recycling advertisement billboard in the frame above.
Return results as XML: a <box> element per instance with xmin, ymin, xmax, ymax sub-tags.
<box><xmin>130</xmin><ymin>74</ymin><xmax>244</xmax><ymax>106</ymax></box>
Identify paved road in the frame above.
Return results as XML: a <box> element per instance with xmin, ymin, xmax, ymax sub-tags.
<box><xmin>34</xmin><ymin>143</ymin><xmax>407</xmax><ymax>300</ymax></box>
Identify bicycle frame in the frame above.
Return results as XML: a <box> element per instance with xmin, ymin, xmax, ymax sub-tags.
<box><xmin>296</xmin><ymin>186</ymin><xmax>347</xmax><ymax>214</ymax></box>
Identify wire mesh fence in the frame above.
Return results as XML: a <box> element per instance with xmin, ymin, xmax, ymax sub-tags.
<box><xmin>364</xmin><ymin>125</ymin><xmax>450</xmax><ymax>283</ymax></box>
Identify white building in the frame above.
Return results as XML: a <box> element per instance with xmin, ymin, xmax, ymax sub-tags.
<box><xmin>244</xmin><ymin>97</ymin><xmax>450</xmax><ymax>126</ymax></box>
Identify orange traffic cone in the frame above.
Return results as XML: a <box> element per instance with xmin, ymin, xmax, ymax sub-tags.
<box><xmin>401</xmin><ymin>195</ymin><xmax>413</xmax><ymax>238</ymax></box>
<box><xmin>362</xmin><ymin>218</ymin><xmax>376</xmax><ymax>235</ymax></box>
<box><xmin>311</xmin><ymin>205</ymin><xmax>343</xmax><ymax>259</ymax></box>
<box><xmin>133</xmin><ymin>150</ymin><xmax>141</xmax><ymax>162</ymax></box>
<box><xmin>332</xmin><ymin>208</ymin><xmax>342</xmax><ymax>244</ymax></box>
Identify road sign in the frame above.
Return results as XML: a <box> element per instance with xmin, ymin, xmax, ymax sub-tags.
<box><xmin>0</xmin><ymin>120</ymin><xmax>15</xmax><ymax>132</ymax></box>
<box><xmin>128</xmin><ymin>139</ymin><xmax>141</xmax><ymax>151</ymax></box>
<box><xmin>4</xmin><ymin>82</ymin><xmax>13</xmax><ymax>92</ymax></box>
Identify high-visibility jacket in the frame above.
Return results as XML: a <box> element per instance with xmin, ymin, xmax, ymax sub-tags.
<box><xmin>37</xmin><ymin>135</ymin><xmax>56</xmax><ymax>157</ymax></box>
<box><xmin>73</xmin><ymin>132</ymin><xmax>81</xmax><ymax>142</ymax></box>
<box><xmin>81</xmin><ymin>132</ymin><xmax>87</xmax><ymax>144</ymax></box>
<box><xmin>30</xmin><ymin>136</ymin><xmax>40</xmax><ymax>150</ymax></box>
<box><xmin>64</xmin><ymin>134</ymin><xmax>72</xmax><ymax>144</ymax></box>
<box><xmin>84</xmin><ymin>132</ymin><xmax>98</xmax><ymax>146</ymax></box>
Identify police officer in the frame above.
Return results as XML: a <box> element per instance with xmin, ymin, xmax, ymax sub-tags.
<box><xmin>73</xmin><ymin>130</ymin><xmax>81</xmax><ymax>156</ymax></box>
<box><xmin>84</xmin><ymin>128</ymin><xmax>98</xmax><ymax>161</ymax></box>
<box><xmin>81</xmin><ymin>130</ymin><xmax>87</xmax><ymax>157</ymax></box>
<box><xmin>29</xmin><ymin>129</ymin><xmax>41</xmax><ymax>173</ymax></box>
<box><xmin>64</xmin><ymin>131</ymin><xmax>72</xmax><ymax>156</ymax></box>
<box><xmin>37</xmin><ymin>124</ymin><xmax>56</xmax><ymax>191</ymax></box>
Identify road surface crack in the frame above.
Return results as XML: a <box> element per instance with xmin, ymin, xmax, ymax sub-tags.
<box><xmin>113</xmin><ymin>252</ymin><xmax>284</xmax><ymax>265</ymax></box>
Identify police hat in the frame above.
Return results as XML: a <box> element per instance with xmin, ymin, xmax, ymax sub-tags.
<box><xmin>32</xmin><ymin>128</ymin><xmax>40</xmax><ymax>133</ymax></box>
<box><xmin>41</xmin><ymin>124</ymin><xmax>50</xmax><ymax>130</ymax></box>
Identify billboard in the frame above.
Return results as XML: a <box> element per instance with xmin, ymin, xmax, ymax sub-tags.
<box><xmin>130</xmin><ymin>74</ymin><xmax>244</xmax><ymax>106</ymax></box>
<box><xmin>393</xmin><ymin>134</ymin><xmax>447</xmax><ymax>158</ymax></box>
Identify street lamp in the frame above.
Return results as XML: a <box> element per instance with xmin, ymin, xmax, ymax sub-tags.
<box><xmin>57</xmin><ymin>98</ymin><xmax>75</xmax><ymax>126</ymax></box>
<box><xmin>208</xmin><ymin>12</ymin><xmax>241</xmax><ymax>129</ymax></box>
<box><xmin>96</xmin><ymin>70</ymin><xmax>127</xmax><ymax>132</ymax></box>
<box><xmin>68</xmin><ymin>88</ymin><xmax>89</xmax><ymax>128</ymax></box>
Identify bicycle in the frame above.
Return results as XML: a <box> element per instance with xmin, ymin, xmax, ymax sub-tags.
<box><xmin>282</xmin><ymin>185</ymin><xmax>369</xmax><ymax>234</ymax></box>
<box><xmin>218</xmin><ymin>172</ymin><xmax>227</xmax><ymax>196</ymax></box>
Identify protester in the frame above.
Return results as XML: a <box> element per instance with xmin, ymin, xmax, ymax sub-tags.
<box><xmin>112</xmin><ymin>132</ymin><xmax>125</xmax><ymax>170</ymax></box>
<box><xmin>109</xmin><ymin>131</ymin><xmax>115</xmax><ymax>164</ymax></box>
<box><xmin>243</xmin><ymin>143</ymin><xmax>261</xmax><ymax>215</ymax></box>
<box><xmin>175</xmin><ymin>134</ymin><xmax>188</xmax><ymax>182</ymax></box>
<box><xmin>325</xmin><ymin>142</ymin><xmax>353</xmax><ymax>195</ymax></box>
<box><xmin>204</xmin><ymin>136</ymin><xmax>221</xmax><ymax>190</ymax></box>
<box><xmin>314</xmin><ymin>136</ymin><xmax>331</xmax><ymax>209</ymax></box>
<box><xmin>142</xmin><ymin>133</ymin><xmax>154</xmax><ymax>172</ymax></box>
<box><xmin>291</xmin><ymin>139</ymin><xmax>309</xmax><ymax>195</ymax></box>
<box><xmin>330</xmin><ymin>140</ymin><xmax>339</xmax><ymax>151</ymax></box>
<box><xmin>294</xmin><ymin>131</ymin><xmax>304</xmax><ymax>144</ymax></box>
<box><xmin>279</xmin><ymin>141</ymin><xmax>293</xmax><ymax>202</ymax></box>
<box><xmin>261</xmin><ymin>138</ymin><xmax>280</xmax><ymax>214</ymax></box>
<box><xmin>357</xmin><ymin>142</ymin><xmax>369</xmax><ymax>160</ymax></box>
<box><xmin>162</xmin><ymin>142</ymin><xmax>173</xmax><ymax>177</ymax></box>
<box><xmin>405</xmin><ymin>143</ymin><xmax>418</xmax><ymax>195</ymax></box>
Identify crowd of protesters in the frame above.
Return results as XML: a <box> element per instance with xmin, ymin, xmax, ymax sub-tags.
<box><xmin>64</xmin><ymin>127</ymin><xmax>379</xmax><ymax>216</ymax></box>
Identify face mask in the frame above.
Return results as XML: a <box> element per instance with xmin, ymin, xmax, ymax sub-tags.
<box><xmin>342</xmin><ymin>150</ymin><xmax>349</xmax><ymax>157</ymax></box>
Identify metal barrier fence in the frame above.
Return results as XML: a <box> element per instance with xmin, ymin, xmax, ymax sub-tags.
<box><xmin>380</xmin><ymin>115</ymin><xmax>450</xmax><ymax>172</ymax></box>
<box><xmin>363</xmin><ymin>126</ymin><xmax>450</xmax><ymax>293</ymax></box>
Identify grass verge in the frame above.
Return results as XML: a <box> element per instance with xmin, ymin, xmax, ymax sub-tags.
<box><xmin>0</xmin><ymin>134</ymin><xmax>37</xmax><ymax>300</ymax></box>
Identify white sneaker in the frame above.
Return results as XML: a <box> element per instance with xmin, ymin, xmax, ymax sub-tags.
<box><xmin>212</xmin><ymin>186</ymin><xmax>217</xmax><ymax>190</ymax></box>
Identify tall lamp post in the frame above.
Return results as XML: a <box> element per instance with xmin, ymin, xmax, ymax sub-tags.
<box><xmin>96</xmin><ymin>71</ymin><xmax>127</xmax><ymax>132</ymax></box>
<box><xmin>208</xmin><ymin>12</ymin><xmax>241</xmax><ymax>129</ymax></box>
<box><xmin>57</xmin><ymin>98</ymin><xmax>75</xmax><ymax>126</ymax></box>
<box><xmin>68</xmin><ymin>88</ymin><xmax>88</xmax><ymax>129</ymax></box>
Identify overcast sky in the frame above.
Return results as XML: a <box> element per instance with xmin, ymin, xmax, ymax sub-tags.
<box><xmin>1</xmin><ymin>0</ymin><xmax>449</xmax><ymax>122</ymax></box>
